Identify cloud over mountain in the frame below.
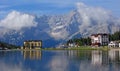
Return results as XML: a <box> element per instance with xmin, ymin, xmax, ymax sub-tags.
<box><xmin>48</xmin><ymin>2</ymin><xmax>120</xmax><ymax>40</ymax></box>
<box><xmin>76</xmin><ymin>2</ymin><xmax>111</xmax><ymax>26</ymax></box>
<box><xmin>76</xmin><ymin>2</ymin><xmax>120</xmax><ymax>34</ymax></box>
<box><xmin>0</xmin><ymin>11</ymin><xmax>37</xmax><ymax>31</ymax></box>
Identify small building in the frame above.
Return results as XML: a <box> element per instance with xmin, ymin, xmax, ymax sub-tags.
<box><xmin>91</xmin><ymin>33</ymin><xmax>109</xmax><ymax>46</ymax></box>
<box><xmin>108</xmin><ymin>41</ymin><xmax>120</xmax><ymax>48</ymax></box>
<box><xmin>23</xmin><ymin>40</ymin><xmax>42</xmax><ymax>49</ymax></box>
<box><xmin>58</xmin><ymin>44</ymin><xmax>68</xmax><ymax>48</ymax></box>
<box><xmin>68</xmin><ymin>43</ymin><xmax>76</xmax><ymax>48</ymax></box>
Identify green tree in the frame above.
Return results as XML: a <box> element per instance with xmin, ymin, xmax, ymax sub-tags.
<box><xmin>109</xmin><ymin>31</ymin><xmax>120</xmax><ymax>41</ymax></box>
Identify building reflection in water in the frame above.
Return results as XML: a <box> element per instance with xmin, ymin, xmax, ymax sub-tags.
<box><xmin>91</xmin><ymin>50</ymin><xmax>120</xmax><ymax>66</ymax></box>
<box><xmin>67</xmin><ymin>49</ymin><xmax>120</xmax><ymax>66</ymax></box>
<box><xmin>109</xmin><ymin>49</ymin><xmax>120</xmax><ymax>62</ymax></box>
<box><xmin>22</xmin><ymin>50</ymin><xmax>42</xmax><ymax>60</ymax></box>
<box><xmin>91</xmin><ymin>50</ymin><xmax>102</xmax><ymax>65</ymax></box>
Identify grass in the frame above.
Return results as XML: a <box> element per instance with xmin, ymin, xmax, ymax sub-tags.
<box><xmin>42</xmin><ymin>46</ymin><xmax>110</xmax><ymax>51</ymax></box>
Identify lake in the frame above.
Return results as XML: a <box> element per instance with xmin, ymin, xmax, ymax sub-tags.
<box><xmin>0</xmin><ymin>50</ymin><xmax>120</xmax><ymax>71</ymax></box>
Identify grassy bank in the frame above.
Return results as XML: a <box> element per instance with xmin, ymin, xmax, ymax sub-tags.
<box><xmin>42</xmin><ymin>46</ymin><xmax>110</xmax><ymax>51</ymax></box>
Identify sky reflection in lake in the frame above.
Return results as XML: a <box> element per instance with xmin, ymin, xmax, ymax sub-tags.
<box><xmin>0</xmin><ymin>50</ymin><xmax>120</xmax><ymax>71</ymax></box>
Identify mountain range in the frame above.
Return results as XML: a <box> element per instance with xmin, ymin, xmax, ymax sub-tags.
<box><xmin>0</xmin><ymin>3</ymin><xmax>120</xmax><ymax>47</ymax></box>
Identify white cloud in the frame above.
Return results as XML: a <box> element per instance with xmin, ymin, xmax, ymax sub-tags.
<box><xmin>75</xmin><ymin>2</ymin><xmax>120</xmax><ymax>34</ymax></box>
<box><xmin>76</xmin><ymin>2</ymin><xmax>112</xmax><ymax>26</ymax></box>
<box><xmin>0</xmin><ymin>11</ymin><xmax>37</xmax><ymax>31</ymax></box>
<box><xmin>50</xmin><ymin>28</ymin><xmax>69</xmax><ymax>40</ymax></box>
<box><xmin>0</xmin><ymin>11</ymin><xmax>37</xmax><ymax>37</ymax></box>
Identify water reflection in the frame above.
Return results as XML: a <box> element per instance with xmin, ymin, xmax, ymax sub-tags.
<box><xmin>67</xmin><ymin>50</ymin><xmax>120</xmax><ymax>71</ymax></box>
<box><xmin>109</xmin><ymin>49</ymin><xmax>120</xmax><ymax>62</ymax></box>
<box><xmin>0</xmin><ymin>61</ymin><xmax>31</xmax><ymax>71</ymax></box>
<box><xmin>48</xmin><ymin>54</ymin><xmax>69</xmax><ymax>71</ymax></box>
<box><xmin>67</xmin><ymin>50</ymin><xmax>91</xmax><ymax>60</ymax></box>
<box><xmin>0</xmin><ymin>51</ymin><xmax>31</xmax><ymax>71</ymax></box>
<box><xmin>22</xmin><ymin>50</ymin><xmax>42</xmax><ymax>60</ymax></box>
<box><xmin>66</xmin><ymin>50</ymin><xmax>120</xmax><ymax>65</ymax></box>
<box><xmin>91</xmin><ymin>51</ymin><xmax>102</xmax><ymax>65</ymax></box>
<box><xmin>0</xmin><ymin>50</ymin><xmax>120</xmax><ymax>71</ymax></box>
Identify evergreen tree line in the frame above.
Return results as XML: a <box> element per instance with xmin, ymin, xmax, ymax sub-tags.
<box><xmin>67</xmin><ymin>37</ymin><xmax>91</xmax><ymax>46</ymax></box>
<box><xmin>109</xmin><ymin>31</ymin><xmax>120</xmax><ymax>41</ymax></box>
<box><xmin>0</xmin><ymin>41</ymin><xmax>20</xmax><ymax>49</ymax></box>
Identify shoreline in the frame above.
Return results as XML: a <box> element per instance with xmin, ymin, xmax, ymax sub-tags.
<box><xmin>0</xmin><ymin>46</ymin><xmax>109</xmax><ymax>51</ymax></box>
<box><xmin>1</xmin><ymin>46</ymin><xmax>120</xmax><ymax>51</ymax></box>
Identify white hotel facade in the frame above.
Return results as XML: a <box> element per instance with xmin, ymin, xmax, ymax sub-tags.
<box><xmin>91</xmin><ymin>33</ymin><xmax>109</xmax><ymax>46</ymax></box>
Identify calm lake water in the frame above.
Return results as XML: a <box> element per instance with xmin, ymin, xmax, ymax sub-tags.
<box><xmin>0</xmin><ymin>50</ymin><xmax>120</xmax><ymax>71</ymax></box>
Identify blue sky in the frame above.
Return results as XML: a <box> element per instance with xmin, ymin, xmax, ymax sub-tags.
<box><xmin>0</xmin><ymin>0</ymin><xmax>120</xmax><ymax>17</ymax></box>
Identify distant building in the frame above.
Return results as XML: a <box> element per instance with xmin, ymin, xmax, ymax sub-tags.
<box><xmin>23</xmin><ymin>40</ymin><xmax>42</xmax><ymax>49</ymax></box>
<box><xmin>68</xmin><ymin>43</ymin><xmax>76</xmax><ymax>48</ymax></box>
<box><xmin>91</xmin><ymin>33</ymin><xmax>109</xmax><ymax>46</ymax></box>
<box><xmin>108</xmin><ymin>41</ymin><xmax>120</xmax><ymax>48</ymax></box>
<box><xmin>58</xmin><ymin>44</ymin><xmax>68</xmax><ymax>48</ymax></box>
<box><xmin>67</xmin><ymin>40</ymin><xmax>78</xmax><ymax>48</ymax></box>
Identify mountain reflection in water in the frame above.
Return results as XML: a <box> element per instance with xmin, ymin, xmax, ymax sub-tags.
<box><xmin>0</xmin><ymin>49</ymin><xmax>120</xmax><ymax>71</ymax></box>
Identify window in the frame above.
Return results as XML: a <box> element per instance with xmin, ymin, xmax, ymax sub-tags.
<box><xmin>38</xmin><ymin>42</ymin><xmax>41</xmax><ymax>46</ymax></box>
<box><xmin>35</xmin><ymin>43</ymin><xmax>37</xmax><ymax>46</ymax></box>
